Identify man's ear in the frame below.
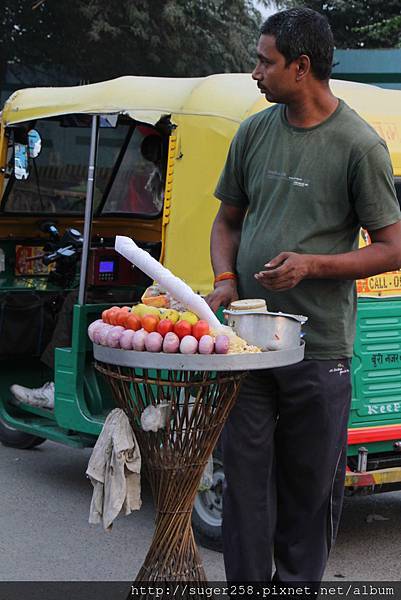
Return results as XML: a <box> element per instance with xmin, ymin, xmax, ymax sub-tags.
<box><xmin>295</xmin><ymin>54</ymin><xmax>311</xmax><ymax>81</ymax></box>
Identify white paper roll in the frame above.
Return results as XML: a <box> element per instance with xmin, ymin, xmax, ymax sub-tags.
<box><xmin>115</xmin><ymin>236</ymin><xmax>221</xmax><ymax>328</ymax></box>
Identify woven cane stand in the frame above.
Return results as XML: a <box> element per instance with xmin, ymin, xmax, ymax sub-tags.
<box><xmin>95</xmin><ymin>361</ymin><xmax>246</xmax><ymax>583</ymax></box>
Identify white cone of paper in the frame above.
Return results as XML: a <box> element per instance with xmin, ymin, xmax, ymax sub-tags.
<box><xmin>115</xmin><ymin>235</ymin><xmax>221</xmax><ymax>329</ymax></box>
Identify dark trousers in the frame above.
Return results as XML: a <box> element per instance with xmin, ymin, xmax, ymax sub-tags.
<box><xmin>41</xmin><ymin>291</ymin><xmax>76</xmax><ymax>370</ymax></box>
<box><xmin>221</xmin><ymin>359</ymin><xmax>352</xmax><ymax>584</ymax></box>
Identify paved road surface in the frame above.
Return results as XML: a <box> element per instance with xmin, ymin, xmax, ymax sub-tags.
<box><xmin>1</xmin><ymin>441</ymin><xmax>400</xmax><ymax>581</ymax></box>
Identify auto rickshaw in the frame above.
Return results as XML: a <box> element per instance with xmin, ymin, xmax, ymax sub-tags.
<box><xmin>1</xmin><ymin>74</ymin><xmax>401</xmax><ymax>551</ymax></box>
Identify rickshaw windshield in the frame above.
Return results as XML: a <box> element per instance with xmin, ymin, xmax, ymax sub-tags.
<box><xmin>1</xmin><ymin>115</ymin><xmax>165</xmax><ymax>217</ymax></box>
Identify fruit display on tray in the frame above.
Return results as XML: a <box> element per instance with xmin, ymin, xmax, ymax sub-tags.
<box><xmin>88</xmin><ymin>301</ymin><xmax>261</xmax><ymax>355</ymax></box>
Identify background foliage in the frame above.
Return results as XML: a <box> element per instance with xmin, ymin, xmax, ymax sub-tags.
<box><xmin>267</xmin><ymin>1</ymin><xmax>401</xmax><ymax>48</ymax></box>
<box><xmin>1</xmin><ymin>0</ymin><xmax>264</xmax><ymax>86</ymax></box>
<box><xmin>2</xmin><ymin>1</ymin><xmax>400</xmax><ymax>90</ymax></box>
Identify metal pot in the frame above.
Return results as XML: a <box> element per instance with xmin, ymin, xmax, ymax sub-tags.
<box><xmin>223</xmin><ymin>310</ymin><xmax>308</xmax><ymax>351</ymax></box>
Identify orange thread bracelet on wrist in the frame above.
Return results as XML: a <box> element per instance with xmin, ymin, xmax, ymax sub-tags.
<box><xmin>214</xmin><ymin>271</ymin><xmax>237</xmax><ymax>284</ymax></box>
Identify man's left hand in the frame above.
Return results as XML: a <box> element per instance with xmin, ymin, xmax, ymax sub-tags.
<box><xmin>255</xmin><ymin>252</ymin><xmax>312</xmax><ymax>291</ymax></box>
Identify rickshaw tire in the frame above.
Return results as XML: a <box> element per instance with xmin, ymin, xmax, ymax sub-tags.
<box><xmin>0</xmin><ymin>420</ymin><xmax>46</xmax><ymax>449</ymax></box>
<box><xmin>191</xmin><ymin>448</ymin><xmax>223</xmax><ymax>553</ymax></box>
<box><xmin>191</xmin><ymin>508</ymin><xmax>223</xmax><ymax>553</ymax></box>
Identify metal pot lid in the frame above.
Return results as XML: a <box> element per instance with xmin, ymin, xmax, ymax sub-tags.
<box><xmin>229</xmin><ymin>299</ymin><xmax>267</xmax><ymax>311</ymax></box>
<box><xmin>223</xmin><ymin>309</ymin><xmax>308</xmax><ymax>324</ymax></box>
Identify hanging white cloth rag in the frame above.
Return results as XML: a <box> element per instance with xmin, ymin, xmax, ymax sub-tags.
<box><xmin>86</xmin><ymin>408</ymin><xmax>141</xmax><ymax>531</ymax></box>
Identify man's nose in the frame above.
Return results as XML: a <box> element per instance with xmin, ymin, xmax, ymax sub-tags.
<box><xmin>252</xmin><ymin>66</ymin><xmax>262</xmax><ymax>81</ymax></box>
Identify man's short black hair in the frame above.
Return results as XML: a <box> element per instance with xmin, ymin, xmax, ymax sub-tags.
<box><xmin>261</xmin><ymin>7</ymin><xmax>334</xmax><ymax>81</ymax></box>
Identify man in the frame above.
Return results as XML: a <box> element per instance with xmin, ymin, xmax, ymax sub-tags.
<box><xmin>122</xmin><ymin>121</ymin><xmax>169</xmax><ymax>214</ymax></box>
<box><xmin>206</xmin><ymin>7</ymin><xmax>401</xmax><ymax>585</ymax></box>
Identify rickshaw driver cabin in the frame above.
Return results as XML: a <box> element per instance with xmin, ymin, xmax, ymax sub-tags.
<box><xmin>1</xmin><ymin>75</ymin><xmax>401</xmax><ymax>549</ymax></box>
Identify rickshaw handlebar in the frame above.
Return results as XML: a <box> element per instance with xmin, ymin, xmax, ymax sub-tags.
<box><xmin>43</xmin><ymin>245</ymin><xmax>80</xmax><ymax>266</ymax></box>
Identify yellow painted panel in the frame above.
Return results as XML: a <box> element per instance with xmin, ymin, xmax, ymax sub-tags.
<box><xmin>162</xmin><ymin>114</ymin><xmax>239</xmax><ymax>295</ymax></box>
<box><xmin>357</xmin><ymin>229</ymin><xmax>401</xmax><ymax>297</ymax></box>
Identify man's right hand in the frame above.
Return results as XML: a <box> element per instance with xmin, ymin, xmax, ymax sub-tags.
<box><xmin>205</xmin><ymin>280</ymin><xmax>239</xmax><ymax>314</ymax></box>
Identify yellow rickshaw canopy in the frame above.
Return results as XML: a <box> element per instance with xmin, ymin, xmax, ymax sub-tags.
<box><xmin>2</xmin><ymin>74</ymin><xmax>264</xmax><ymax>126</ymax></box>
<box><xmin>3</xmin><ymin>74</ymin><xmax>401</xmax><ymax>172</ymax></box>
<box><xmin>2</xmin><ymin>74</ymin><xmax>401</xmax><ymax>140</ymax></box>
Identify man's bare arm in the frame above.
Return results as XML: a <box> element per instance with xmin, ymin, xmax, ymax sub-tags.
<box><xmin>205</xmin><ymin>203</ymin><xmax>246</xmax><ymax>312</ymax></box>
<box><xmin>255</xmin><ymin>221</ymin><xmax>401</xmax><ymax>292</ymax></box>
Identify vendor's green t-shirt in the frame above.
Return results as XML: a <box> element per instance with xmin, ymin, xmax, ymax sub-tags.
<box><xmin>215</xmin><ymin>100</ymin><xmax>401</xmax><ymax>359</ymax></box>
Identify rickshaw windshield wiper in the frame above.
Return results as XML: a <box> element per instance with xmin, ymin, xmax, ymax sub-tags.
<box><xmin>0</xmin><ymin>173</ymin><xmax>15</xmax><ymax>212</ymax></box>
<box><xmin>0</xmin><ymin>160</ymin><xmax>46</xmax><ymax>213</ymax></box>
<box><xmin>95</xmin><ymin>123</ymin><xmax>136</xmax><ymax>216</ymax></box>
<box><xmin>32</xmin><ymin>159</ymin><xmax>47</xmax><ymax>212</ymax></box>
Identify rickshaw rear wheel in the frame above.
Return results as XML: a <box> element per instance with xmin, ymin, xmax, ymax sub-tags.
<box><xmin>0</xmin><ymin>420</ymin><xmax>46</xmax><ymax>449</ymax></box>
<box><xmin>192</xmin><ymin>450</ymin><xmax>223</xmax><ymax>552</ymax></box>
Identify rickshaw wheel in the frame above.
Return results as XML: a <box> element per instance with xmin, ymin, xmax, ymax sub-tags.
<box><xmin>192</xmin><ymin>450</ymin><xmax>223</xmax><ymax>553</ymax></box>
<box><xmin>0</xmin><ymin>419</ymin><xmax>46</xmax><ymax>449</ymax></box>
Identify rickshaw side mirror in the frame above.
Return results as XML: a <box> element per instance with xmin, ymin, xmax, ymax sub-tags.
<box><xmin>12</xmin><ymin>128</ymin><xmax>42</xmax><ymax>180</ymax></box>
<box><xmin>28</xmin><ymin>129</ymin><xmax>42</xmax><ymax>158</ymax></box>
<box><xmin>13</xmin><ymin>142</ymin><xmax>29</xmax><ymax>180</ymax></box>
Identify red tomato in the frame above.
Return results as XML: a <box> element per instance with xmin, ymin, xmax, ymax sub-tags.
<box><xmin>192</xmin><ymin>320</ymin><xmax>210</xmax><ymax>340</ymax></box>
<box><xmin>102</xmin><ymin>306</ymin><xmax>120</xmax><ymax>324</ymax></box>
<box><xmin>126</xmin><ymin>314</ymin><xmax>142</xmax><ymax>331</ymax></box>
<box><xmin>157</xmin><ymin>319</ymin><xmax>174</xmax><ymax>337</ymax></box>
<box><xmin>141</xmin><ymin>314</ymin><xmax>159</xmax><ymax>333</ymax></box>
<box><xmin>108</xmin><ymin>308</ymin><xmax>121</xmax><ymax>326</ymax></box>
<box><xmin>116</xmin><ymin>310</ymin><xmax>130</xmax><ymax>327</ymax></box>
<box><xmin>174</xmin><ymin>320</ymin><xmax>192</xmax><ymax>340</ymax></box>
<box><xmin>120</xmin><ymin>306</ymin><xmax>131</xmax><ymax>312</ymax></box>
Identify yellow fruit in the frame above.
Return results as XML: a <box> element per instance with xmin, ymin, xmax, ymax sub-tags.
<box><xmin>162</xmin><ymin>308</ymin><xmax>180</xmax><ymax>324</ymax></box>
<box><xmin>131</xmin><ymin>303</ymin><xmax>147</xmax><ymax>316</ymax></box>
<box><xmin>132</xmin><ymin>303</ymin><xmax>160</xmax><ymax>318</ymax></box>
<box><xmin>179</xmin><ymin>311</ymin><xmax>199</xmax><ymax>325</ymax></box>
<box><xmin>143</xmin><ymin>305</ymin><xmax>161</xmax><ymax>319</ymax></box>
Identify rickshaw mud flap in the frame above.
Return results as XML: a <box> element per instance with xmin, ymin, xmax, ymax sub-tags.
<box><xmin>0</xmin><ymin>404</ymin><xmax>96</xmax><ymax>448</ymax></box>
<box><xmin>345</xmin><ymin>465</ymin><xmax>401</xmax><ymax>488</ymax></box>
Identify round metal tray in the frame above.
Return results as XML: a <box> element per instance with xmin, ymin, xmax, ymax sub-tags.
<box><xmin>93</xmin><ymin>341</ymin><xmax>305</xmax><ymax>372</ymax></box>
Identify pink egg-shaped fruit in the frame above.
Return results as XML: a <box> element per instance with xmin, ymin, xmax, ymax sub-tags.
<box><xmin>145</xmin><ymin>331</ymin><xmax>163</xmax><ymax>352</ymax></box>
<box><xmin>162</xmin><ymin>332</ymin><xmax>180</xmax><ymax>353</ymax></box>
<box><xmin>132</xmin><ymin>329</ymin><xmax>148</xmax><ymax>351</ymax></box>
<box><xmin>198</xmin><ymin>334</ymin><xmax>214</xmax><ymax>355</ymax></box>
<box><xmin>93</xmin><ymin>324</ymin><xmax>107</xmax><ymax>345</ymax></box>
<box><xmin>119</xmin><ymin>329</ymin><xmax>136</xmax><ymax>350</ymax></box>
<box><xmin>180</xmin><ymin>335</ymin><xmax>198</xmax><ymax>354</ymax></box>
<box><xmin>97</xmin><ymin>323</ymin><xmax>114</xmax><ymax>346</ymax></box>
<box><xmin>215</xmin><ymin>334</ymin><xmax>230</xmax><ymax>354</ymax></box>
<box><xmin>88</xmin><ymin>319</ymin><xmax>104</xmax><ymax>342</ymax></box>
<box><xmin>106</xmin><ymin>326</ymin><xmax>125</xmax><ymax>348</ymax></box>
